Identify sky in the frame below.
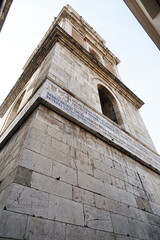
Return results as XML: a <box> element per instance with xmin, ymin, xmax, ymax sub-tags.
<box><xmin>0</xmin><ymin>0</ymin><xmax>160</xmax><ymax>153</ymax></box>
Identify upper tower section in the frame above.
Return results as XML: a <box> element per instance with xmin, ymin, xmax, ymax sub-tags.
<box><xmin>56</xmin><ymin>5</ymin><xmax>120</xmax><ymax>77</ymax></box>
<box><xmin>0</xmin><ymin>5</ymin><xmax>157</xmax><ymax>154</ymax></box>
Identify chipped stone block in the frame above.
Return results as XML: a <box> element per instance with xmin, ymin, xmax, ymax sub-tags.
<box><xmin>48</xmin><ymin>194</ymin><xmax>84</xmax><ymax>225</ymax></box>
<box><xmin>84</xmin><ymin>205</ymin><xmax>113</xmax><ymax>232</ymax></box>
<box><xmin>0</xmin><ymin>210</ymin><xmax>27</xmax><ymax>239</ymax></box>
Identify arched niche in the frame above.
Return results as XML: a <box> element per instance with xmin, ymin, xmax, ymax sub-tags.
<box><xmin>98</xmin><ymin>84</ymin><xmax>122</xmax><ymax>124</ymax></box>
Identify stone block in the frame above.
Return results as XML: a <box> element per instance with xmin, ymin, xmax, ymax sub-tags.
<box><xmin>66</xmin><ymin>224</ymin><xmax>115</xmax><ymax>240</ymax></box>
<box><xmin>6</xmin><ymin>184</ymin><xmax>49</xmax><ymax>218</ymax></box>
<box><xmin>73</xmin><ymin>186</ymin><xmax>95</xmax><ymax>206</ymax></box>
<box><xmin>150</xmin><ymin>202</ymin><xmax>160</xmax><ymax>217</ymax></box>
<box><xmin>0</xmin><ymin>186</ymin><xmax>10</xmax><ymax>212</ymax></box>
<box><xmin>111</xmin><ymin>213</ymin><xmax>133</xmax><ymax>236</ymax></box>
<box><xmin>31</xmin><ymin>172</ymin><xmax>72</xmax><ymax>199</ymax></box>
<box><xmin>146</xmin><ymin>212</ymin><xmax>160</xmax><ymax>227</ymax></box>
<box><xmin>28</xmin><ymin>127</ymin><xmax>46</xmax><ymax>142</ymax></box>
<box><xmin>95</xmin><ymin>194</ymin><xmax>115</xmax><ymax>212</ymax></box>
<box><xmin>78</xmin><ymin>172</ymin><xmax>105</xmax><ymax>196</ymax></box>
<box><xmin>94</xmin><ymin>169</ymin><xmax>111</xmax><ymax>184</ymax></box>
<box><xmin>25</xmin><ymin>137</ymin><xmax>42</xmax><ymax>153</ymax></box>
<box><xmin>129</xmin><ymin>206</ymin><xmax>142</xmax><ymax>221</ymax></box>
<box><xmin>0</xmin><ymin>168</ymin><xmax>16</xmax><ymax>192</ymax></box>
<box><xmin>48</xmin><ymin>194</ymin><xmax>84</xmax><ymax>225</ymax></box>
<box><xmin>0</xmin><ymin>158</ymin><xmax>18</xmax><ymax>182</ymax></box>
<box><xmin>104</xmin><ymin>182</ymin><xmax>119</xmax><ymax>201</ymax></box>
<box><xmin>0</xmin><ymin>210</ymin><xmax>27</xmax><ymax>239</ymax></box>
<box><xmin>129</xmin><ymin>219</ymin><xmax>148</xmax><ymax>239</ymax></box>
<box><xmin>14</xmin><ymin>166</ymin><xmax>32</xmax><ymax>187</ymax></box>
<box><xmin>47</xmin><ymin>126</ymin><xmax>63</xmax><ymax>141</ymax></box>
<box><xmin>66</xmin><ymin>224</ymin><xmax>96</xmax><ymax>240</ymax></box>
<box><xmin>32</xmin><ymin>118</ymin><xmax>47</xmax><ymax>133</ymax></box>
<box><xmin>84</xmin><ymin>205</ymin><xmax>113</xmax><ymax>232</ymax></box>
<box><xmin>118</xmin><ymin>188</ymin><xmax>137</xmax><ymax>207</ymax></box>
<box><xmin>111</xmin><ymin>176</ymin><xmax>125</xmax><ymax>189</ymax></box>
<box><xmin>20</xmin><ymin>149</ymin><xmax>52</xmax><ymax>176</ymax></box>
<box><xmin>102</xmin><ymin>152</ymin><xmax>114</xmax><ymax>164</ymax></box>
<box><xmin>114</xmin><ymin>200</ymin><xmax>130</xmax><ymax>217</ymax></box>
<box><xmin>146</xmin><ymin>224</ymin><xmax>160</xmax><ymax>240</ymax></box>
<box><xmin>135</xmin><ymin>195</ymin><xmax>152</xmax><ymax>212</ymax></box>
<box><xmin>25</xmin><ymin>216</ymin><xmax>65</xmax><ymax>240</ymax></box>
<box><xmin>52</xmin><ymin>161</ymin><xmax>77</xmax><ymax>185</ymax></box>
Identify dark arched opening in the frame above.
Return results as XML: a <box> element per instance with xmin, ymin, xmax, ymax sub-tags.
<box><xmin>98</xmin><ymin>85</ymin><xmax>118</xmax><ymax>124</ymax></box>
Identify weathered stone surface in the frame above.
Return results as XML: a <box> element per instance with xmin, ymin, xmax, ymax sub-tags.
<box><xmin>14</xmin><ymin>166</ymin><xmax>32</xmax><ymax>187</ymax></box>
<box><xmin>66</xmin><ymin>224</ymin><xmax>96</xmax><ymax>240</ymax></box>
<box><xmin>95</xmin><ymin>194</ymin><xmax>115</xmax><ymax>212</ymax></box>
<box><xmin>0</xmin><ymin>169</ymin><xmax>16</xmax><ymax>192</ymax></box>
<box><xmin>129</xmin><ymin>219</ymin><xmax>148</xmax><ymax>239</ymax></box>
<box><xmin>48</xmin><ymin>194</ymin><xmax>84</xmax><ymax>225</ymax></box>
<box><xmin>6</xmin><ymin>183</ymin><xmax>49</xmax><ymax>218</ymax></box>
<box><xmin>52</xmin><ymin>161</ymin><xmax>77</xmax><ymax>185</ymax></box>
<box><xmin>84</xmin><ymin>205</ymin><xmax>113</xmax><ymax>232</ymax></box>
<box><xmin>78</xmin><ymin>172</ymin><xmax>105</xmax><ymax>196</ymax></box>
<box><xmin>20</xmin><ymin>148</ymin><xmax>52</xmax><ymax>176</ymax></box>
<box><xmin>135</xmin><ymin>195</ymin><xmax>152</xmax><ymax>212</ymax></box>
<box><xmin>66</xmin><ymin>224</ymin><xmax>115</xmax><ymax>240</ymax></box>
<box><xmin>31</xmin><ymin>171</ymin><xmax>72</xmax><ymax>199</ymax></box>
<box><xmin>111</xmin><ymin>213</ymin><xmax>133</xmax><ymax>236</ymax></box>
<box><xmin>73</xmin><ymin>186</ymin><xmax>95</xmax><ymax>206</ymax></box>
<box><xmin>1</xmin><ymin>5</ymin><xmax>160</xmax><ymax>240</ymax></box>
<box><xmin>25</xmin><ymin>216</ymin><xmax>65</xmax><ymax>240</ymax></box>
<box><xmin>0</xmin><ymin>210</ymin><xmax>27</xmax><ymax>239</ymax></box>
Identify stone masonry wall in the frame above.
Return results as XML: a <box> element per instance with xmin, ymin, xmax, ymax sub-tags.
<box><xmin>0</xmin><ymin>105</ymin><xmax>160</xmax><ymax>240</ymax></box>
<box><xmin>0</xmin><ymin>112</ymin><xmax>35</xmax><ymax>214</ymax></box>
<box><xmin>47</xmin><ymin>42</ymin><xmax>156</xmax><ymax>151</ymax></box>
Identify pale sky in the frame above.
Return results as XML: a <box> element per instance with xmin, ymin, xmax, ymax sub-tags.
<box><xmin>0</xmin><ymin>0</ymin><xmax>160</xmax><ymax>153</ymax></box>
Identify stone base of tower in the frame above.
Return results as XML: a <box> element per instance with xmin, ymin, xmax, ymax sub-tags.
<box><xmin>0</xmin><ymin>94</ymin><xmax>160</xmax><ymax>239</ymax></box>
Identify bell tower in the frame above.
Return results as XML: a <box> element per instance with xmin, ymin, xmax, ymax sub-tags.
<box><xmin>0</xmin><ymin>5</ymin><xmax>160</xmax><ymax>240</ymax></box>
